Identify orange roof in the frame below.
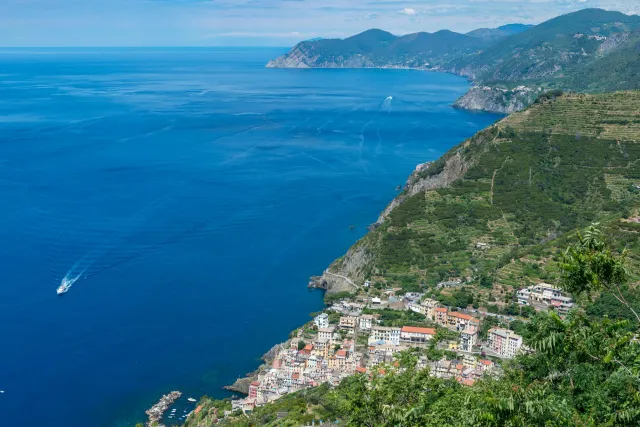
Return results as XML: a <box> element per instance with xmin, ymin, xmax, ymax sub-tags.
<box><xmin>336</xmin><ymin>350</ymin><xmax>347</xmax><ymax>357</ymax></box>
<box><xmin>292</xmin><ymin>373</ymin><xmax>300</xmax><ymax>379</ymax></box>
<box><xmin>304</xmin><ymin>344</ymin><xmax>313</xmax><ymax>351</ymax></box>
<box><xmin>448</xmin><ymin>312</ymin><xmax>472</xmax><ymax>320</ymax></box>
<box><xmin>401</xmin><ymin>326</ymin><xmax>436</xmax><ymax>335</ymax></box>
<box><xmin>479</xmin><ymin>359</ymin><xmax>493</xmax><ymax>366</ymax></box>
<box><xmin>194</xmin><ymin>405</ymin><xmax>203</xmax><ymax>415</ymax></box>
<box><xmin>456</xmin><ymin>364</ymin><xmax>464</xmax><ymax>370</ymax></box>
<box><xmin>461</xmin><ymin>379</ymin><xmax>475</xmax><ymax>386</ymax></box>
<box><xmin>356</xmin><ymin>366</ymin><xmax>367</xmax><ymax>373</ymax></box>
<box><xmin>435</xmin><ymin>307</ymin><xmax>447</xmax><ymax>313</ymax></box>
<box><xmin>250</xmin><ymin>381</ymin><xmax>260</xmax><ymax>386</ymax></box>
<box><xmin>378</xmin><ymin>368</ymin><xmax>386</xmax><ymax>375</ymax></box>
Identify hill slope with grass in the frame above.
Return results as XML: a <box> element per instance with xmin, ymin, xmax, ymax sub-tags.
<box><xmin>317</xmin><ymin>91</ymin><xmax>640</xmax><ymax>311</ymax></box>
<box><xmin>179</xmin><ymin>92</ymin><xmax>640</xmax><ymax>427</ymax></box>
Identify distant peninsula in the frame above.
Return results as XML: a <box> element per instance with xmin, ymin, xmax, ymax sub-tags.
<box><xmin>267</xmin><ymin>8</ymin><xmax>640</xmax><ymax>114</ymax></box>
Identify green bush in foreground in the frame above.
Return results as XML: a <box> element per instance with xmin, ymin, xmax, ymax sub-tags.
<box><xmin>188</xmin><ymin>228</ymin><xmax>640</xmax><ymax>426</ymax></box>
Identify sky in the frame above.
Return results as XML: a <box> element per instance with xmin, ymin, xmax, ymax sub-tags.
<box><xmin>0</xmin><ymin>0</ymin><xmax>639</xmax><ymax>47</ymax></box>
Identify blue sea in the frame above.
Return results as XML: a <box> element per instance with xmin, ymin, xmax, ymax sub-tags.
<box><xmin>0</xmin><ymin>48</ymin><xmax>500</xmax><ymax>427</ymax></box>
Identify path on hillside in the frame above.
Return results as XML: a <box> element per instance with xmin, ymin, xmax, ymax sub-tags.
<box><xmin>325</xmin><ymin>271</ymin><xmax>359</xmax><ymax>289</ymax></box>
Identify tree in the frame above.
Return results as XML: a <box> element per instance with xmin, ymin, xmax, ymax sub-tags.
<box><xmin>297</xmin><ymin>340</ymin><xmax>306</xmax><ymax>351</ymax></box>
<box><xmin>560</xmin><ymin>224</ymin><xmax>639</xmax><ymax>323</ymax></box>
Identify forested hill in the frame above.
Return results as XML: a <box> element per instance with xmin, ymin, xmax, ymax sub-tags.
<box><xmin>181</xmin><ymin>92</ymin><xmax>640</xmax><ymax>427</ymax></box>
<box><xmin>320</xmin><ymin>91</ymin><xmax>640</xmax><ymax>310</ymax></box>
<box><xmin>267</xmin><ymin>9</ymin><xmax>640</xmax><ymax>113</ymax></box>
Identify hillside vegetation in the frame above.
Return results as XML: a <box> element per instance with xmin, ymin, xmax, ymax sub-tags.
<box><xmin>185</xmin><ymin>231</ymin><xmax>640</xmax><ymax>426</ymax></box>
<box><xmin>454</xmin><ymin>8</ymin><xmax>640</xmax><ymax>85</ymax></box>
<box><xmin>179</xmin><ymin>92</ymin><xmax>640</xmax><ymax>427</ymax></box>
<box><xmin>268</xmin><ymin>9</ymin><xmax>640</xmax><ymax>112</ymax></box>
<box><xmin>323</xmin><ymin>91</ymin><xmax>640</xmax><ymax>311</ymax></box>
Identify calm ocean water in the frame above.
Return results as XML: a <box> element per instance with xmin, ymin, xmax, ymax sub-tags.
<box><xmin>0</xmin><ymin>48</ymin><xmax>500</xmax><ymax>426</ymax></box>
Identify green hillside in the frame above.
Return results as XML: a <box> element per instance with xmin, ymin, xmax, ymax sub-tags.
<box><xmin>182</xmin><ymin>92</ymin><xmax>640</xmax><ymax>427</ymax></box>
<box><xmin>268</xmin><ymin>28</ymin><xmax>489</xmax><ymax>69</ymax></box>
<box><xmin>330</xmin><ymin>91</ymin><xmax>640</xmax><ymax>308</ymax></box>
<box><xmin>455</xmin><ymin>9</ymin><xmax>640</xmax><ymax>83</ymax></box>
<box><xmin>466</xmin><ymin>24</ymin><xmax>533</xmax><ymax>41</ymax></box>
<box><xmin>268</xmin><ymin>9</ymin><xmax>640</xmax><ymax>112</ymax></box>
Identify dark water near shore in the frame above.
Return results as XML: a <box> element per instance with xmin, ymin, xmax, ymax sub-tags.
<box><xmin>0</xmin><ymin>47</ymin><xmax>501</xmax><ymax>426</ymax></box>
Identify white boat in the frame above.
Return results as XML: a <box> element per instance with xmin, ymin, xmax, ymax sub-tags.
<box><xmin>187</xmin><ymin>398</ymin><xmax>197</xmax><ymax>402</ymax></box>
<box><xmin>57</xmin><ymin>278</ymin><xmax>72</xmax><ymax>295</ymax></box>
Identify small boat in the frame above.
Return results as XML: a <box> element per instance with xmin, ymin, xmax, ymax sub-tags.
<box><xmin>187</xmin><ymin>398</ymin><xmax>197</xmax><ymax>402</ymax></box>
<box><xmin>57</xmin><ymin>280</ymin><xmax>72</xmax><ymax>295</ymax></box>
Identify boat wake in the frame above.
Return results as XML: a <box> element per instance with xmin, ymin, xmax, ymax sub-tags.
<box><xmin>56</xmin><ymin>257</ymin><xmax>91</xmax><ymax>295</ymax></box>
<box><xmin>57</xmin><ymin>272</ymin><xmax>83</xmax><ymax>295</ymax></box>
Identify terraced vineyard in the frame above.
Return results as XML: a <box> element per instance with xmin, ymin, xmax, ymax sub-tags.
<box><xmin>331</xmin><ymin>91</ymin><xmax>640</xmax><ymax>308</ymax></box>
<box><xmin>504</xmin><ymin>92</ymin><xmax>640</xmax><ymax>140</ymax></box>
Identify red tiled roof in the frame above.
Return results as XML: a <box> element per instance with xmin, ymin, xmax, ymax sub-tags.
<box><xmin>448</xmin><ymin>312</ymin><xmax>473</xmax><ymax>320</ymax></box>
<box><xmin>336</xmin><ymin>350</ymin><xmax>347</xmax><ymax>357</ymax></box>
<box><xmin>401</xmin><ymin>326</ymin><xmax>436</xmax><ymax>335</ymax></box>
<box><xmin>435</xmin><ymin>307</ymin><xmax>447</xmax><ymax>313</ymax></box>
<box><xmin>194</xmin><ymin>405</ymin><xmax>203</xmax><ymax>415</ymax></box>
<box><xmin>456</xmin><ymin>364</ymin><xmax>464</xmax><ymax>370</ymax></box>
<box><xmin>461</xmin><ymin>379</ymin><xmax>475</xmax><ymax>387</ymax></box>
<box><xmin>250</xmin><ymin>381</ymin><xmax>260</xmax><ymax>386</ymax></box>
<box><xmin>304</xmin><ymin>344</ymin><xmax>313</xmax><ymax>351</ymax></box>
<box><xmin>356</xmin><ymin>366</ymin><xmax>367</xmax><ymax>373</ymax></box>
<box><xmin>479</xmin><ymin>359</ymin><xmax>493</xmax><ymax>366</ymax></box>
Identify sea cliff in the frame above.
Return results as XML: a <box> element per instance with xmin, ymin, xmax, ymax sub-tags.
<box><xmin>266</xmin><ymin>9</ymin><xmax>640</xmax><ymax>113</ymax></box>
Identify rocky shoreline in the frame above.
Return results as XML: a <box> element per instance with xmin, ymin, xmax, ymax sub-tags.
<box><xmin>266</xmin><ymin>61</ymin><xmax>536</xmax><ymax>114</ymax></box>
<box><xmin>224</xmin><ymin>342</ymin><xmax>284</xmax><ymax>394</ymax></box>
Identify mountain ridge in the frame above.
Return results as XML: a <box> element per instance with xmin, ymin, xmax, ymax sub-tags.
<box><xmin>267</xmin><ymin>9</ymin><xmax>640</xmax><ymax>113</ymax></box>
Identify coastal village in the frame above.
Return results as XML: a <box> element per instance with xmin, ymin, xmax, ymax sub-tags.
<box><xmin>226</xmin><ymin>280</ymin><xmax>574</xmax><ymax>416</ymax></box>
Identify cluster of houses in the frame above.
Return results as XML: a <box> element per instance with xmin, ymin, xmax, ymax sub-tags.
<box><xmin>517</xmin><ymin>283</ymin><xmax>574</xmax><ymax>315</ymax></box>
<box><xmin>230</xmin><ymin>282</ymin><xmax>564</xmax><ymax>414</ymax></box>
<box><xmin>232</xmin><ymin>327</ymin><xmax>365</xmax><ymax>413</ymax></box>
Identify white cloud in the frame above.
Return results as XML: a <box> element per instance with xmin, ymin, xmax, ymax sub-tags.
<box><xmin>399</xmin><ymin>8</ymin><xmax>417</xmax><ymax>16</ymax></box>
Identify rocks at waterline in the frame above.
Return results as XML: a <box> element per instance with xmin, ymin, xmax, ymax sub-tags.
<box><xmin>145</xmin><ymin>391</ymin><xmax>182</xmax><ymax>426</ymax></box>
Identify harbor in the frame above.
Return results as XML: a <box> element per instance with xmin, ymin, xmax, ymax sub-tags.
<box><xmin>145</xmin><ymin>391</ymin><xmax>182</xmax><ymax>426</ymax></box>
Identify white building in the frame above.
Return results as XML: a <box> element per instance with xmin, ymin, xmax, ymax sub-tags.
<box><xmin>400</xmin><ymin>326</ymin><xmax>436</xmax><ymax>345</ymax></box>
<box><xmin>314</xmin><ymin>313</ymin><xmax>329</xmax><ymax>329</ymax></box>
<box><xmin>359</xmin><ymin>314</ymin><xmax>374</xmax><ymax>331</ymax></box>
<box><xmin>369</xmin><ymin>326</ymin><xmax>401</xmax><ymax>346</ymax></box>
<box><xmin>459</xmin><ymin>326</ymin><xmax>478</xmax><ymax>352</ymax></box>
<box><xmin>517</xmin><ymin>283</ymin><xmax>574</xmax><ymax>314</ymax></box>
<box><xmin>318</xmin><ymin>327</ymin><xmax>336</xmax><ymax>343</ymax></box>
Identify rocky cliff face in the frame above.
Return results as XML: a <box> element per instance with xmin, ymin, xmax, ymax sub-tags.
<box><xmin>318</xmin><ymin>150</ymin><xmax>472</xmax><ymax>293</ymax></box>
<box><xmin>267</xmin><ymin>51</ymin><xmax>540</xmax><ymax>114</ymax></box>
<box><xmin>225</xmin><ymin>342</ymin><xmax>285</xmax><ymax>394</ymax></box>
<box><xmin>267</xmin><ymin>50</ymin><xmax>376</xmax><ymax>69</ymax></box>
<box><xmin>453</xmin><ymin>86</ymin><xmax>542</xmax><ymax>114</ymax></box>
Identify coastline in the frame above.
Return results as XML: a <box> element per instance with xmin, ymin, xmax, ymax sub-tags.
<box><xmin>265</xmin><ymin>62</ymin><xmax>540</xmax><ymax>114</ymax></box>
<box><xmin>144</xmin><ymin>67</ymin><xmax>503</xmax><ymax>426</ymax></box>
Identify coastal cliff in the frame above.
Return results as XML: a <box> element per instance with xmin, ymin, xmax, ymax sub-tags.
<box><xmin>225</xmin><ymin>343</ymin><xmax>284</xmax><ymax>394</ymax></box>
<box><xmin>316</xmin><ymin>90</ymin><xmax>640</xmax><ymax>294</ymax></box>
<box><xmin>453</xmin><ymin>86</ymin><xmax>542</xmax><ymax>114</ymax></box>
<box><xmin>316</xmin><ymin>143</ymin><xmax>476</xmax><ymax>293</ymax></box>
<box><xmin>266</xmin><ymin>9</ymin><xmax>640</xmax><ymax>114</ymax></box>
